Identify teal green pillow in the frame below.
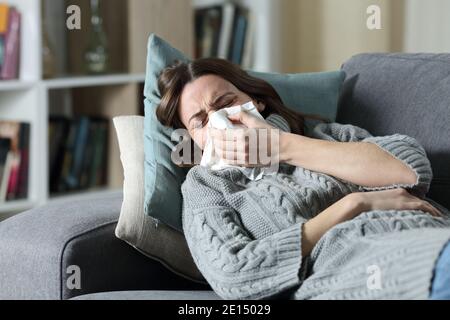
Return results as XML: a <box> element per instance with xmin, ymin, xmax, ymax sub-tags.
<box><xmin>144</xmin><ymin>34</ymin><xmax>345</xmax><ymax>231</ymax></box>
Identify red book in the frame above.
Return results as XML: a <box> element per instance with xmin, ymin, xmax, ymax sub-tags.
<box><xmin>1</xmin><ymin>7</ymin><xmax>20</xmax><ymax>80</ymax></box>
<box><xmin>6</xmin><ymin>152</ymin><xmax>20</xmax><ymax>200</ymax></box>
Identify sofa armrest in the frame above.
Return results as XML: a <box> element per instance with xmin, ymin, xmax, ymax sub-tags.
<box><xmin>0</xmin><ymin>191</ymin><xmax>210</xmax><ymax>300</ymax></box>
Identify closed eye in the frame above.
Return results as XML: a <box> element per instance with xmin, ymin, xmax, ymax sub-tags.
<box><xmin>221</xmin><ymin>98</ymin><xmax>235</xmax><ymax>108</ymax></box>
<box><xmin>211</xmin><ymin>93</ymin><xmax>236</xmax><ymax>110</ymax></box>
<box><xmin>191</xmin><ymin>114</ymin><xmax>208</xmax><ymax>129</ymax></box>
<box><xmin>210</xmin><ymin>98</ymin><xmax>236</xmax><ymax>113</ymax></box>
<box><xmin>190</xmin><ymin>94</ymin><xmax>237</xmax><ymax>129</ymax></box>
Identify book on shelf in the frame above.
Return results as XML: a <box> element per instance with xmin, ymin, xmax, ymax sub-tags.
<box><xmin>49</xmin><ymin>116</ymin><xmax>109</xmax><ymax>195</ymax></box>
<box><xmin>0</xmin><ymin>3</ymin><xmax>21</xmax><ymax>80</ymax></box>
<box><xmin>0</xmin><ymin>121</ymin><xmax>30</xmax><ymax>203</ymax></box>
<box><xmin>0</xmin><ymin>2</ymin><xmax>8</xmax><ymax>70</ymax></box>
<box><xmin>228</xmin><ymin>6</ymin><xmax>249</xmax><ymax>66</ymax></box>
<box><xmin>195</xmin><ymin>3</ymin><xmax>254</xmax><ymax>68</ymax></box>
<box><xmin>0</xmin><ymin>37</ymin><xmax>4</xmax><ymax>72</ymax></box>
<box><xmin>0</xmin><ymin>3</ymin><xmax>8</xmax><ymax>33</ymax></box>
<box><xmin>195</xmin><ymin>5</ymin><xmax>222</xmax><ymax>59</ymax></box>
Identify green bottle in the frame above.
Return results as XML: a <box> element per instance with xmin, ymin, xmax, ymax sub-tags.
<box><xmin>84</xmin><ymin>0</ymin><xmax>108</xmax><ymax>74</ymax></box>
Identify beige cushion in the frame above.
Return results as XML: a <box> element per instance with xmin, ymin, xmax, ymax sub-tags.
<box><xmin>113</xmin><ymin>115</ymin><xmax>205</xmax><ymax>283</ymax></box>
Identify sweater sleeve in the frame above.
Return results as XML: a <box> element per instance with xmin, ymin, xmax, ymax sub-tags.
<box><xmin>311</xmin><ymin>123</ymin><xmax>433</xmax><ymax>198</ymax></box>
<box><xmin>181</xmin><ymin>167</ymin><xmax>304</xmax><ymax>300</ymax></box>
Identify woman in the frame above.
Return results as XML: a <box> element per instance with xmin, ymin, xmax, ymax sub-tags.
<box><xmin>156</xmin><ymin>58</ymin><xmax>450</xmax><ymax>300</ymax></box>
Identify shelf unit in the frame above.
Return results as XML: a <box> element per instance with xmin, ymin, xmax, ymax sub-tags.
<box><xmin>0</xmin><ymin>0</ymin><xmax>193</xmax><ymax>215</ymax></box>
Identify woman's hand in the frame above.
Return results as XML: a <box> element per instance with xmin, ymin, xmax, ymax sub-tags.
<box><xmin>227</xmin><ymin>104</ymin><xmax>273</xmax><ymax>129</ymax></box>
<box><xmin>209</xmin><ymin>109</ymin><xmax>279</xmax><ymax>167</ymax></box>
<box><xmin>347</xmin><ymin>188</ymin><xmax>443</xmax><ymax>218</ymax></box>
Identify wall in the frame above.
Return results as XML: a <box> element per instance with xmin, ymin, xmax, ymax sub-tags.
<box><xmin>128</xmin><ymin>0</ymin><xmax>194</xmax><ymax>73</ymax></box>
<box><xmin>404</xmin><ymin>0</ymin><xmax>450</xmax><ymax>52</ymax></box>
<box><xmin>280</xmin><ymin>0</ymin><xmax>405</xmax><ymax>73</ymax></box>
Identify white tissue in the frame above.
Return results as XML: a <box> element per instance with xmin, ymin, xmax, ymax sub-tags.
<box><xmin>200</xmin><ymin>101</ymin><xmax>277</xmax><ymax>180</ymax></box>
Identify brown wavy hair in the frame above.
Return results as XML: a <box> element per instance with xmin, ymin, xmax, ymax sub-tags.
<box><xmin>156</xmin><ymin>58</ymin><xmax>323</xmax><ymax>135</ymax></box>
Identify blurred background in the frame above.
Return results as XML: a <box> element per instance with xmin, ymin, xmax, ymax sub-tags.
<box><xmin>0</xmin><ymin>0</ymin><xmax>449</xmax><ymax>218</ymax></box>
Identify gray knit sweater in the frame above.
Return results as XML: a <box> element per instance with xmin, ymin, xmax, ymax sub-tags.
<box><xmin>181</xmin><ymin>123</ymin><xmax>450</xmax><ymax>300</ymax></box>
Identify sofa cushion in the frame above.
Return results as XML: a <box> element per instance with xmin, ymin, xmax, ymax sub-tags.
<box><xmin>337</xmin><ymin>53</ymin><xmax>450</xmax><ymax>209</ymax></box>
<box><xmin>144</xmin><ymin>34</ymin><xmax>345</xmax><ymax>231</ymax></box>
<box><xmin>113</xmin><ymin>116</ymin><xmax>205</xmax><ymax>283</ymax></box>
<box><xmin>144</xmin><ymin>34</ymin><xmax>191</xmax><ymax>232</ymax></box>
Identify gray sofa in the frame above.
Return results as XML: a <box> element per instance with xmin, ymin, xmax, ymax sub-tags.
<box><xmin>1</xmin><ymin>53</ymin><xmax>449</xmax><ymax>300</ymax></box>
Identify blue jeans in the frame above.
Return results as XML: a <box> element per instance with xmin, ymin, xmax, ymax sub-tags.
<box><xmin>430</xmin><ymin>240</ymin><xmax>450</xmax><ymax>299</ymax></box>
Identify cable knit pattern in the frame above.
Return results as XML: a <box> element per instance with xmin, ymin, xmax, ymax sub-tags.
<box><xmin>181</xmin><ymin>122</ymin><xmax>450</xmax><ymax>300</ymax></box>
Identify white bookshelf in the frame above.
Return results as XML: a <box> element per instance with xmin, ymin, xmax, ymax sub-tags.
<box><xmin>0</xmin><ymin>80</ymin><xmax>35</xmax><ymax>91</ymax></box>
<box><xmin>0</xmin><ymin>0</ymin><xmax>193</xmax><ymax>216</ymax></box>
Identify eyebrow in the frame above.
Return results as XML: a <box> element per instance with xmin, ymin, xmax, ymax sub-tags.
<box><xmin>188</xmin><ymin>110</ymin><xmax>206</xmax><ymax>125</ymax></box>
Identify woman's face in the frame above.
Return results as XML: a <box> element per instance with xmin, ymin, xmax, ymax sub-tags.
<box><xmin>179</xmin><ymin>75</ymin><xmax>261</xmax><ymax>150</ymax></box>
